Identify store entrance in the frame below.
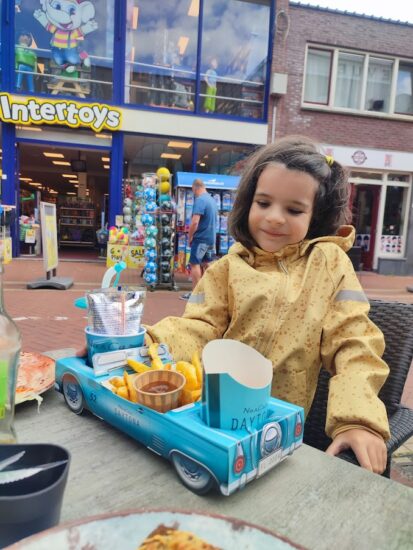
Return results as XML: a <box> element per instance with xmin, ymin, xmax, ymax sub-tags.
<box><xmin>352</xmin><ymin>184</ymin><xmax>381</xmax><ymax>270</ymax></box>
<box><xmin>17</xmin><ymin>142</ymin><xmax>110</xmax><ymax>260</ymax></box>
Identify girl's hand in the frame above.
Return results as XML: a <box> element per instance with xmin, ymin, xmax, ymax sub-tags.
<box><xmin>75</xmin><ymin>346</ymin><xmax>87</xmax><ymax>358</ymax></box>
<box><xmin>326</xmin><ymin>428</ymin><xmax>387</xmax><ymax>474</ymax></box>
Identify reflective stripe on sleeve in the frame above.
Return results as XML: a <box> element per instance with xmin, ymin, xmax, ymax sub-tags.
<box><xmin>188</xmin><ymin>293</ymin><xmax>205</xmax><ymax>304</ymax></box>
<box><xmin>335</xmin><ymin>289</ymin><xmax>368</xmax><ymax>303</ymax></box>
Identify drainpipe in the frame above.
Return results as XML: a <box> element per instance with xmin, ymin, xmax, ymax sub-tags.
<box><xmin>271</xmin><ymin>100</ymin><xmax>277</xmax><ymax>143</ymax></box>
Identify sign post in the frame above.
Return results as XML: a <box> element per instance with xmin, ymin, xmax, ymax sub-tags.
<box><xmin>27</xmin><ymin>202</ymin><xmax>73</xmax><ymax>289</ymax></box>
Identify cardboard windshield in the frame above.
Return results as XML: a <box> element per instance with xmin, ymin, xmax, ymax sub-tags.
<box><xmin>201</xmin><ymin>340</ymin><xmax>273</xmax><ymax>431</ymax></box>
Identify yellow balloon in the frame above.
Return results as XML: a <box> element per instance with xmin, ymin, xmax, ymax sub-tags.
<box><xmin>160</xmin><ymin>180</ymin><xmax>171</xmax><ymax>194</ymax></box>
<box><xmin>156</xmin><ymin>167</ymin><xmax>171</xmax><ymax>181</ymax></box>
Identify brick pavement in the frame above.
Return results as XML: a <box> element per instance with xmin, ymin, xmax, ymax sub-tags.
<box><xmin>4</xmin><ymin>257</ymin><xmax>413</xmax><ymax>487</ymax></box>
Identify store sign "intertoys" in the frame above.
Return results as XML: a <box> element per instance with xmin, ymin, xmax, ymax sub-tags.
<box><xmin>0</xmin><ymin>93</ymin><xmax>121</xmax><ymax>132</ymax></box>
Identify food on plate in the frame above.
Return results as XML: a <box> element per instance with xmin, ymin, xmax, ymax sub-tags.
<box><xmin>138</xmin><ymin>523</ymin><xmax>221</xmax><ymax>549</ymax></box>
<box><xmin>16</xmin><ymin>352</ymin><xmax>55</xmax><ymax>405</ymax></box>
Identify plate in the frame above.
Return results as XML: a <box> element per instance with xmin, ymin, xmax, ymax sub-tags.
<box><xmin>16</xmin><ymin>352</ymin><xmax>55</xmax><ymax>405</ymax></box>
<box><xmin>7</xmin><ymin>509</ymin><xmax>306</xmax><ymax>549</ymax></box>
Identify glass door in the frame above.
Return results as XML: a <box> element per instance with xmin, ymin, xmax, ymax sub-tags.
<box><xmin>352</xmin><ymin>184</ymin><xmax>381</xmax><ymax>270</ymax></box>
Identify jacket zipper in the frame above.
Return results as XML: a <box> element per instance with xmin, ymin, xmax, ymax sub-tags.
<box><xmin>278</xmin><ymin>259</ymin><xmax>288</xmax><ymax>275</ymax></box>
<box><xmin>262</xmin><ymin>259</ymin><xmax>289</xmax><ymax>357</ymax></box>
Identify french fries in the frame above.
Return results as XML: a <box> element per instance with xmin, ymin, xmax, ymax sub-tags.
<box><xmin>191</xmin><ymin>351</ymin><xmax>203</xmax><ymax>387</ymax></box>
<box><xmin>124</xmin><ymin>370</ymin><xmax>138</xmax><ymax>403</ymax></box>
<box><xmin>116</xmin><ymin>385</ymin><xmax>129</xmax><ymax>400</ymax></box>
<box><xmin>148</xmin><ymin>343</ymin><xmax>165</xmax><ymax>370</ymax></box>
<box><xmin>126</xmin><ymin>358</ymin><xmax>151</xmax><ymax>374</ymax></box>
<box><xmin>107</xmin><ymin>347</ymin><xmax>204</xmax><ymax>407</ymax></box>
<box><xmin>176</xmin><ymin>361</ymin><xmax>198</xmax><ymax>391</ymax></box>
<box><xmin>176</xmin><ymin>351</ymin><xmax>203</xmax><ymax>405</ymax></box>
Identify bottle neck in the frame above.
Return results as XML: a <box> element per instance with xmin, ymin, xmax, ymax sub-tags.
<box><xmin>0</xmin><ymin>261</ymin><xmax>4</xmax><ymax>314</ymax></box>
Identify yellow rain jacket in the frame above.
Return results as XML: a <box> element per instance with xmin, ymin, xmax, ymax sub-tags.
<box><xmin>146</xmin><ymin>226</ymin><xmax>390</xmax><ymax>441</ymax></box>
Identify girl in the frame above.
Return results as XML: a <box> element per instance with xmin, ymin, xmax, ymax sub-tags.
<box><xmin>146</xmin><ymin>136</ymin><xmax>390</xmax><ymax>474</ymax></box>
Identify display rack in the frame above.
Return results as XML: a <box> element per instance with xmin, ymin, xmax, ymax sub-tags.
<box><xmin>140</xmin><ymin>172</ymin><xmax>178</xmax><ymax>291</ymax></box>
<box><xmin>174</xmin><ymin>172</ymin><xmax>240</xmax><ymax>274</ymax></box>
<box><xmin>58</xmin><ymin>206</ymin><xmax>95</xmax><ymax>247</ymax></box>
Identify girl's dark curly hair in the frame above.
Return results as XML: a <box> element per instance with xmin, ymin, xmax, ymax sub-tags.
<box><xmin>229</xmin><ymin>135</ymin><xmax>351</xmax><ymax>250</ymax></box>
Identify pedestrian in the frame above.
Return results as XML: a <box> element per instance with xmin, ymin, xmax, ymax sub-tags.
<box><xmin>146</xmin><ymin>135</ymin><xmax>390</xmax><ymax>474</ymax></box>
<box><xmin>180</xmin><ymin>178</ymin><xmax>218</xmax><ymax>300</ymax></box>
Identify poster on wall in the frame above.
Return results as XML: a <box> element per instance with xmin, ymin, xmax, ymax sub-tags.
<box><xmin>40</xmin><ymin>201</ymin><xmax>58</xmax><ymax>273</ymax></box>
<box><xmin>355</xmin><ymin>233</ymin><xmax>370</xmax><ymax>252</ymax></box>
<box><xmin>380</xmin><ymin>235</ymin><xmax>403</xmax><ymax>254</ymax></box>
<box><xmin>0</xmin><ymin>237</ymin><xmax>12</xmax><ymax>264</ymax></box>
<box><xmin>27</xmin><ymin>202</ymin><xmax>73</xmax><ymax>289</ymax></box>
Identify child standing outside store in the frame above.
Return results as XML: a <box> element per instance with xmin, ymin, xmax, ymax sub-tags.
<box><xmin>203</xmin><ymin>57</ymin><xmax>218</xmax><ymax>113</ymax></box>
<box><xmin>146</xmin><ymin>136</ymin><xmax>390</xmax><ymax>474</ymax></box>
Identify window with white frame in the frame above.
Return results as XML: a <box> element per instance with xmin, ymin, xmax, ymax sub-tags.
<box><xmin>303</xmin><ymin>46</ymin><xmax>413</xmax><ymax>118</ymax></box>
<box><xmin>303</xmin><ymin>49</ymin><xmax>331</xmax><ymax>104</ymax></box>
<box><xmin>396</xmin><ymin>63</ymin><xmax>413</xmax><ymax>115</ymax></box>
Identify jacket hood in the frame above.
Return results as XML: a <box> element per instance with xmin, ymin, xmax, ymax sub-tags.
<box><xmin>229</xmin><ymin>225</ymin><xmax>355</xmax><ymax>266</ymax></box>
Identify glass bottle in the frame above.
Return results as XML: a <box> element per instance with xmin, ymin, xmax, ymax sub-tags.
<box><xmin>0</xmin><ymin>257</ymin><xmax>21</xmax><ymax>443</ymax></box>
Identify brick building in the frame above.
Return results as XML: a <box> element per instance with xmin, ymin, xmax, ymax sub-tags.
<box><xmin>270</xmin><ymin>2</ymin><xmax>413</xmax><ymax>273</ymax></box>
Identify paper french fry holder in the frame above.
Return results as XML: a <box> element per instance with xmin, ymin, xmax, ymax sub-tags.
<box><xmin>0</xmin><ymin>443</ymin><xmax>70</xmax><ymax>548</ymax></box>
<box><xmin>201</xmin><ymin>339</ymin><xmax>273</xmax><ymax>431</ymax></box>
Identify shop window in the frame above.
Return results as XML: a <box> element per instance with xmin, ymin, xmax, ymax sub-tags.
<box><xmin>125</xmin><ymin>0</ymin><xmax>198</xmax><ymax>110</ymax></box>
<box><xmin>364</xmin><ymin>57</ymin><xmax>393</xmax><ymax>113</ymax></box>
<box><xmin>124</xmin><ymin>134</ymin><xmax>193</xmax><ymax>176</ymax></box>
<box><xmin>395</xmin><ymin>63</ymin><xmax>413</xmax><ymax>115</ymax></box>
<box><xmin>14</xmin><ymin>0</ymin><xmax>115</xmax><ymax>101</ymax></box>
<box><xmin>350</xmin><ymin>171</ymin><xmax>383</xmax><ymax>181</ymax></box>
<box><xmin>196</xmin><ymin>142</ymin><xmax>255</xmax><ymax>174</ymax></box>
<box><xmin>303</xmin><ymin>49</ymin><xmax>331</xmax><ymax>105</ymax></box>
<box><xmin>334</xmin><ymin>52</ymin><xmax>363</xmax><ymax>109</ymax></box>
<box><xmin>380</xmin><ymin>185</ymin><xmax>408</xmax><ymax>255</ymax></box>
<box><xmin>388</xmin><ymin>173</ymin><xmax>410</xmax><ymax>183</ymax></box>
<box><xmin>200</xmin><ymin>0</ymin><xmax>270</xmax><ymax>119</ymax></box>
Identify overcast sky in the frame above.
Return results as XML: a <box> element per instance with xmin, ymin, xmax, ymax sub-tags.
<box><xmin>297</xmin><ymin>1</ymin><xmax>413</xmax><ymax>24</ymax></box>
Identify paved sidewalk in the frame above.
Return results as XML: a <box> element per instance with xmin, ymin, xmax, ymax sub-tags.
<box><xmin>4</xmin><ymin>258</ymin><xmax>413</xmax><ymax>487</ymax></box>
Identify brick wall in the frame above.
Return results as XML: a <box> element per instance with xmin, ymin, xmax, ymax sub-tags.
<box><xmin>270</xmin><ymin>4</ymin><xmax>413</xmax><ymax>151</ymax></box>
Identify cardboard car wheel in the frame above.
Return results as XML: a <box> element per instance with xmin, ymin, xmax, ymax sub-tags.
<box><xmin>171</xmin><ymin>452</ymin><xmax>216</xmax><ymax>495</ymax></box>
<box><xmin>62</xmin><ymin>374</ymin><xmax>85</xmax><ymax>415</ymax></box>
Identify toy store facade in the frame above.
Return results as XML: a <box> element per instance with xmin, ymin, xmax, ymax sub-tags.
<box><xmin>0</xmin><ymin>0</ymin><xmax>274</xmax><ymax>256</ymax></box>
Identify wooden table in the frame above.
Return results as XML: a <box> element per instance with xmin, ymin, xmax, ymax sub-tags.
<box><xmin>14</xmin><ymin>385</ymin><xmax>413</xmax><ymax>550</ymax></box>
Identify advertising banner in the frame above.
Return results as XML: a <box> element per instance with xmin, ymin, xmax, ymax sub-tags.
<box><xmin>40</xmin><ymin>202</ymin><xmax>58</xmax><ymax>273</ymax></box>
<box><xmin>0</xmin><ymin>237</ymin><xmax>12</xmax><ymax>264</ymax></box>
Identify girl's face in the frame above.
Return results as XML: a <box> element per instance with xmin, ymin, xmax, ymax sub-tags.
<box><xmin>248</xmin><ymin>163</ymin><xmax>318</xmax><ymax>253</ymax></box>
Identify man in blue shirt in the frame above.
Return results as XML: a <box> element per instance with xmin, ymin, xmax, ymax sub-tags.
<box><xmin>181</xmin><ymin>178</ymin><xmax>218</xmax><ymax>300</ymax></box>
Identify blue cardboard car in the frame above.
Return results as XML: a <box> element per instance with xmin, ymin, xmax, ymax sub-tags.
<box><xmin>55</xmin><ymin>346</ymin><xmax>304</xmax><ymax>496</ymax></box>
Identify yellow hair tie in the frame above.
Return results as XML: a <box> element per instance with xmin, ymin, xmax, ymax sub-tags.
<box><xmin>325</xmin><ymin>155</ymin><xmax>334</xmax><ymax>167</ymax></box>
